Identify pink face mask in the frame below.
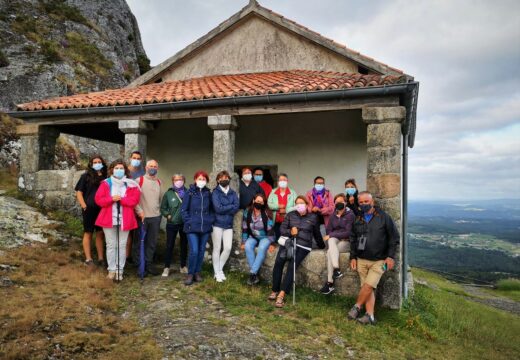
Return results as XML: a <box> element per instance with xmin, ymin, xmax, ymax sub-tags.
<box><xmin>173</xmin><ymin>180</ymin><xmax>184</xmax><ymax>188</ymax></box>
<box><xmin>296</xmin><ymin>203</ymin><xmax>307</xmax><ymax>214</ymax></box>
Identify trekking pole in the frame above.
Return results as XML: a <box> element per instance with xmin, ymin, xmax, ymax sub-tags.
<box><xmin>116</xmin><ymin>201</ymin><xmax>121</xmax><ymax>282</ymax></box>
<box><xmin>293</xmin><ymin>236</ymin><xmax>296</xmax><ymax>305</ymax></box>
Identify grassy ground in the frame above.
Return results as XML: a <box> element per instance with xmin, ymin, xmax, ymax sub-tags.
<box><xmin>188</xmin><ymin>266</ymin><xmax>520</xmax><ymax>359</ymax></box>
<box><xmin>484</xmin><ymin>278</ymin><xmax>520</xmax><ymax>302</ymax></box>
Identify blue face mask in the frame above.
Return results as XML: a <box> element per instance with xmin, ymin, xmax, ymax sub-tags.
<box><xmin>254</xmin><ymin>175</ymin><xmax>263</xmax><ymax>183</ymax></box>
<box><xmin>130</xmin><ymin>159</ymin><xmax>141</xmax><ymax>167</ymax></box>
<box><xmin>92</xmin><ymin>163</ymin><xmax>103</xmax><ymax>171</ymax></box>
<box><xmin>113</xmin><ymin>169</ymin><xmax>125</xmax><ymax>179</ymax></box>
<box><xmin>360</xmin><ymin>204</ymin><xmax>372</xmax><ymax>213</ymax></box>
<box><xmin>345</xmin><ymin>188</ymin><xmax>357</xmax><ymax>196</ymax></box>
<box><xmin>314</xmin><ymin>184</ymin><xmax>325</xmax><ymax>192</ymax></box>
<box><xmin>148</xmin><ymin>168</ymin><xmax>157</xmax><ymax>176</ymax></box>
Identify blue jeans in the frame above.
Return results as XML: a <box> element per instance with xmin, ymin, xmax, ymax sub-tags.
<box><xmin>187</xmin><ymin>232</ymin><xmax>210</xmax><ymax>275</ymax></box>
<box><xmin>245</xmin><ymin>237</ymin><xmax>271</xmax><ymax>274</ymax></box>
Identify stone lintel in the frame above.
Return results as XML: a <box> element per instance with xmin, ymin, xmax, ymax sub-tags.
<box><xmin>362</xmin><ymin>106</ymin><xmax>406</xmax><ymax>124</ymax></box>
<box><xmin>208</xmin><ymin>114</ymin><xmax>238</xmax><ymax>130</ymax></box>
<box><xmin>118</xmin><ymin>119</ymin><xmax>154</xmax><ymax>134</ymax></box>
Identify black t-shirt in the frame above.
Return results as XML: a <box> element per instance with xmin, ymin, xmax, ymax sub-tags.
<box><xmin>75</xmin><ymin>172</ymin><xmax>104</xmax><ymax>207</ymax></box>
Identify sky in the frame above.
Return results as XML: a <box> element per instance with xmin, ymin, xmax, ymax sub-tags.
<box><xmin>126</xmin><ymin>0</ymin><xmax>520</xmax><ymax>201</ymax></box>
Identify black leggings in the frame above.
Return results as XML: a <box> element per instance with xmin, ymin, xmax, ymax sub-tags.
<box><xmin>164</xmin><ymin>223</ymin><xmax>188</xmax><ymax>268</ymax></box>
<box><xmin>272</xmin><ymin>246</ymin><xmax>310</xmax><ymax>294</ymax></box>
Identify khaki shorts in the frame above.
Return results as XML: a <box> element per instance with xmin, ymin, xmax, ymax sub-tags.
<box><xmin>357</xmin><ymin>258</ymin><xmax>385</xmax><ymax>289</ymax></box>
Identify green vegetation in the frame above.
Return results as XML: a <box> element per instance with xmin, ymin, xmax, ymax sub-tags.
<box><xmin>39</xmin><ymin>0</ymin><xmax>91</xmax><ymax>28</ymax></box>
<box><xmin>486</xmin><ymin>278</ymin><xmax>520</xmax><ymax>302</ymax></box>
<box><xmin>0</xmin><ymin>48</ymin><xmax>9</xmax><ymax>67</ymax></box>
<box><xmin>64</xmin><ymin>31</ymin><xmax>113</xmax><ymax>76</ymax></box>
<box><xmin>137</xmin><ymin>53</ymin><xmax>151</xmax><ymax>74</ymax></box>
<box><xmin>410</xmin><ymin>238</ymin><xmax>520</xmax><ymax>282</ymax></box>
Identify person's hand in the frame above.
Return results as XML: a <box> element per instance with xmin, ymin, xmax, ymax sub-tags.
<box><xmin>268</xmin><ymin>244</ymin><xmax>276</xmax><ymax>253</ymax></box>
<box><xmin>312</xmin><ymin>206</ymin><xmax>320</xmax><ymax>213</ymax></box>
<box><xmin>167</xmin><ymin>215</ymin><xmax>172</xmax><ymax>220</ymax></box>
<box><xmin>138</xmin><ymin>212</ymin><xmax>145</xmax><ymax>222</ymax></box>
<box><xmin>290</xmin><ymin>227</ymin><xmax>298</xmax><ymax>236</ymax></box>
<box><xmin>323</xmin><ymin>235</ymin><xmax>330</xmax><ymax>241</ymax></box>
<box><xmin>240</xmin><ymin>243</ymin><xmax>245</xmax><ymax>251</ymax></box>
<box><xmin>81</xmin><ymin>204</ymin><xmax>87</xmax><ymax>211</ymax></box>
<box><xmin>279</xmin><ymin>204</ymin><xmax>286</xmax><ymax>209</ymax></box>
<box><xmin>385</xmin><ymin>257</ymin><xmax>395</xmax><ymax>271</ymax></box>
<box><xmin>279</xmin><ymin>208</ymin><xmax>286</xmax><ymax>214</ymax></box>
<box><xmin>112</xmin><ymin>195</ymin><xmax>121</xmax><ymax>202</ymax></box>
<box><xmin>350</xmin><ymin>259</ymin><xmax>357</xmax><ymax>271</ymax></box>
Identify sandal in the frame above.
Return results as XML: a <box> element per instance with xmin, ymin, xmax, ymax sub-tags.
<box><xmin>275</xmin><ymin>294</ymin><xmax>285</xmax><ymax>308</ymax></box>
<box><xmin>268</xmin><ymin>292</ymin><xmax>278</xmax><ymax>301</ymax></box>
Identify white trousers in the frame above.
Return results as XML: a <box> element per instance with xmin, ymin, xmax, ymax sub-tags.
<box><xmin>103</xmin><ymin>226</ymin><xmax>129</xmax><ymax>272</ymax></box>
<box><xmin>211</xmin><ymin>227</ymin><xmax>233</xmax><ymax>274</ymax></box>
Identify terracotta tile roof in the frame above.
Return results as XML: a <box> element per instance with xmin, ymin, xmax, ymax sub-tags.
<box><xmin>17</xmin><ymin>70</ymin><xmax>407</xmax><ymax>111</ymax></box>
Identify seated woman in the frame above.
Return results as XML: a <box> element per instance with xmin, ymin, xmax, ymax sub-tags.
<box><xmin>320</xmin><ymin>194</ymin><xmax>355</xmax><ymax>295</ymax></box>
<box><xmin>94</xmin><ymin>159</ymin><xmax>141</xmax><ymax>281</ymax></box>
<box><xmin>345</xmin><ymin>178</ymin><xmax>361</xmax><ymax>216</ymax></box>
<box><xmin>242</xmin><ymin>193</ymin><xmax>274</xmax><ymax>285</ymax></box>
<box><xmin>269</xmin><ymin>196</ymin><xmax>325</xmax><ymax>307</ymax></box>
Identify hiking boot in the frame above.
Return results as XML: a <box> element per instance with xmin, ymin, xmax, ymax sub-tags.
<box><xmin>184</xmin><ymin>274</ymin><xmax>194</xmax><ymax>286</ymax></box>
<box><xmin>251</xmin><ymin>273</ymin><xmax>260</xmax><ymax>285</ymax></box>
<box><xmin>320</xmin><ymin>282</ymin><xmax>335</xmax><ymax>295</ymax></box>
<box><xmin>357</xmin><ymin>314</ymin><xmax>376</xmax><ymax>325</ymax></box>
<box><xmin>332</xmin><ymin>269</ymin><xmax>344</xmax><ymax>280</ymax></box>
<box><xmin>194</xmin><ymin>273</ymin><xmax>203</xmax><ymax>282</ymax></box>
<box><xmin>180</xmin><ymin>266</ymin><xmax>188</xmax><ymax>274</ymax></box>
<box><xmin>146</xmin><ymin>266</ymin><xmax>161</xmax><ymax>276</ymax></box>
<box><xmin>85</xmin><ymin>259</ymin><xmax>95</xmax><ymax>267</ymax></box>
<box><xmin>97</xmin><ymin>259</ymin><xmax>107</xmax><ymax>269</ymax></box>
<box><xmin>247</xmin><ymin>273</ymin><xmax>254</xmax><ymax>285</ymax></box>
<box><xmin>347</xmin><ymin>305</ymin><xmax>361</xmax><ymax>320</ymax></box>
<box><xmin>107</xmin><ymin>271</ymin><xmax>116</xmax><ymax>280</ymax></box>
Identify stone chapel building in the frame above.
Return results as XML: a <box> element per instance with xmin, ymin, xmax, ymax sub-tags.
<box><xmin>9</xmin><ymin>1</ymin><xmax>419</xmax><ymax>308</ymax></box>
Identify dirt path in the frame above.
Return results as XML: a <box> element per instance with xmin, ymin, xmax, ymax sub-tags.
<box><xmin>120</xmin><ymin>271</ymin><xmax>300</xmax><ymax>360</ymax></box>
<box><xmin>461</xmin><ymin>285</ymin><xmax>520</xmax><ymax>316</ymax></box>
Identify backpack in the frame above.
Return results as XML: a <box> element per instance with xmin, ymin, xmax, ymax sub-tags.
<box><xmin>139</xmin><ymin>176</ymin><xmax>161</xmax><ymax>187</ymax></box>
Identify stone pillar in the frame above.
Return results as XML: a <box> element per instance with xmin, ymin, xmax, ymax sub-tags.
<box><xmin>17</xmin><ymin>124</ymin><xmax>60</xmax><ymax>174</ymax></box>
<box><xmin>118</xmin><ymin>120</ymin><xmax>153</xmax><ymax>162</ymax></box>
<box><xmin>362</xmin><ymin>106</ymin><xmax>405</xmax><ymax>309</ymax></box>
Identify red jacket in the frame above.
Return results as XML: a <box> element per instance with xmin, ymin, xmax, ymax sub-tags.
<box><xmin>259</xmin><ymin>181</ymin><xmax>273</xmax><ymax>198</ymax></box>
<box><xmin>95</xmin><ymin>178</ymin><xmax>141</xmax><ymax>231</ymax></box>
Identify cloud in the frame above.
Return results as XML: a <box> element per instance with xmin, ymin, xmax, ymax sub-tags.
<box><xmin>126</xmin><ymin>0</ymin><xmax>520</xmax><ymax>200</ymax></box>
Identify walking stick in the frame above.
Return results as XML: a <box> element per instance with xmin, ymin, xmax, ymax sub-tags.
<box><xmin>293</xmin><ymin>236</ymin><xmax>297</xmax><ymax>305</ymax></box>
<box><xmin>138</xmin><ymin>225</ymin><xmax>147</xmax><ymax>281</ymax></box>
<box><xmin>116</xmin><ymin>201</ymin><xmax>121</xmax><ymax>282</ymax></box>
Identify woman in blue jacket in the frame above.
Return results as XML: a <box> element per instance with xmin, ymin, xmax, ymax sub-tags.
<box><xmin>181</xmin><ymin>170</ymin><xmax>214</xmax><ymax>285</ymax></box>
<box><xmin>211</xmin><ymin>170</ymin><xmax>239</xmax><ymax>282</ymax></box>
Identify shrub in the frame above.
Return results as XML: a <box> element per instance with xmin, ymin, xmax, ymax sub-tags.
<box><xmin>496</xmin><ymin>278</ymin><xmax>520</xmax><ymax>291</ymax></box>
<box><xmin>137</xmin><ymin>53</ymin><xmax>151</xmax><ymax>74</ymax></box>
<box><xmin>39</xmin><ymin>0</ymin><xmax>90</xmax><ymax>28</ymax></box>
<box><xmin>64</xmin><ymin>31</ymin><xmax>113</xmax><ymax>75</ymax></box>
<box><xmin>40</xmin><ymin>40</ymin><xmax>62</xmax><ymax>63</ymax></box>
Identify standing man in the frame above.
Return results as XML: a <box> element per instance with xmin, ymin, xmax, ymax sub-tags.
<box><xmin>126</xmin><ymin>150</ymin><xmax>145</xmax><ymax>263</ymax></box>
<box><xmin>135</xmin><ymin>160</ymin><xmax>163</xmax><ymax>276</ymax></box>
<box><xmin>239</xmin><ymin>167</ymin><xmax>264</xmax><ymax>210</ymax></box>
<box><xmin>347</xmin><ymin>191</ymin><xmax>399</xmax><ymax>325</ymax></box>
<box><xmin>253</xmin><ymin>167</ymin><xmax>273</xmax><ymax>198</ymax></box>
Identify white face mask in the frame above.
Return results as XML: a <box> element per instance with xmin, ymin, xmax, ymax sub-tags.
<box><xmin>278</xmin><ymin>180</ymin><xmax>288</xmax><ymax>189</ymax></box>
<box><xmin>242</xmin><ymin>173</ymin><xmax>252</xmax><ymax>182</ymax></box>
<box><xmin>196</xmin><ymin>180</ymin><xmax>207</xmax><ymax>189</ymax></box>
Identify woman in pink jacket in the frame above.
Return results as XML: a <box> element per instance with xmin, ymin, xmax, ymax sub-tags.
<box><xmin>95</xmin><ymin>159</ymin><xmax>141</xmax><ymax>281</ymax></box>
<box><xmin>305</xmin><ymin>176</ymin><xmax>335</xmax><ymax>227</ymax></box>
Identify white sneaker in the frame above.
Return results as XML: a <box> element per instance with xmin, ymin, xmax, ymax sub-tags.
<box><xmin>180</xmin><ymin>266</ymin><xmax>188</xmax><ymax>274</ymax></box>
<box><xmin>107</xmin><ymin>271</ymin><xmax>116</xmax><ymax>280</ymax></box>
<box><xmin>214</xmin><ymin>273</ymin><xmax>224</xmax><ymax>283</ymax></box>
<box><xmin>116</xmin><ymin>273</ymin><xmax>124</xmax><ymax>281</ymax></box>
<box><xmin>220</xmin><ymin>271</ymin><xmax>227</xmax><ymax>281</ymax></box>
<box><xmin>162</xmin><ymin>268</ymin><xmax>170</xmax><ymax>277</ymax></box>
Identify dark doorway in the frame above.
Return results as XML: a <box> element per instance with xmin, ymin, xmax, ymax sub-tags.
<box><xmin>234</xmin><ymin>164</ymin><xmax>278</xmax><ymax>187</ymax></box>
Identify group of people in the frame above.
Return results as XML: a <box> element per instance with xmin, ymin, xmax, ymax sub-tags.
<box><xmin>75</xmin><ymin>152</ymin><xmax>399</xmax><ymax>325</ymax></box>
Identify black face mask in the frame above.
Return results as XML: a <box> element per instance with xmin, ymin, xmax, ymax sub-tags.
<box><xmin>253</xmin><ymin>202</ymin><xmax>264</xmax><ymax>210</ymax></box>
<box><xmin>335</xmin><ymin>202</ymin><xmax>346</xmax><ymax>211</ymax></box>
<box><xmin>219</xmin><ymin>180</ymin><xmax>230</xmax><ymax>187</ymax></box>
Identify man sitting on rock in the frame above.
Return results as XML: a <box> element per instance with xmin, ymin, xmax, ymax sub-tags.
<box><xmin>347</xmin><ymin>191</ymin><xmax>399</xmax><ymax>325</ymax></box>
